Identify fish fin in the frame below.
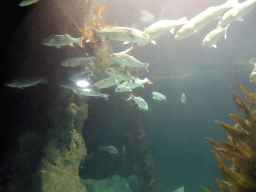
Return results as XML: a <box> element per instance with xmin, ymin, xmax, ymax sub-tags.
<box><xmin>120</xmin><ymin>46</ymin><xmax>133</xmax><ymax>54</ymax></box>
<box><xmin>177</xmin><ymin>17</ymin><xmax>188</xmax><ymax>24</ymax></box>
<box><xmin>236</xmin><ymin>18</ymin><xmax>243</xmax><ymax>21</ymax></box>
<box><xmin>127</xmin><ymin>94</ymin><xmax>134</xmax><ymax>100</ymax></box>
<box><xmin>224</xmin><ymin>24</ymin><xmax>230</xmax><ymax>39</ymax></box>
<box><xmin>144</xmin><ymin>63</ymin><xmax>150</xmax><ymax>72</ymax></box>
<box><xmin>123</xmin><ymin>41</ymin><xmax>131</xmax><ymax>45</ymax></box>
<box><xmin>212</xmin><ymin>44</ymin><xmax>217</xmax><ymax>48</ymax></box>
<box><xmin>193</xmin><ymin>29</ymin><xmax>198</xmax><ymax>34</ymax></box>
<box><xmin>76</xmin><ymin>36</ymin><xmax>84</xmax><ymax>48</ymax></box>
<box><xmin>169</xmin><ymin>28</ymin><xmax>175</xmax><ymax>34</ymax></box>
<box><xmin>69</xmin><ymin>43</ymin><xmax>74</xmax><ymax>47</ymax></box>
<box><xmin>151</xmin><ymin>40</ymin><xmax>156</xmax><ymax>44</ymax></box>
<box><xmin>215</xmin><ymin>15</ymin><xmax>221</xmax><ymax>19</ymax></box>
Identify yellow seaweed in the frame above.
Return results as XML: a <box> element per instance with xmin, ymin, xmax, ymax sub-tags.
<box><xmin>205</xmin><ymin>78</ymin><xmax>256</xmax><ymax>192</ymax></box>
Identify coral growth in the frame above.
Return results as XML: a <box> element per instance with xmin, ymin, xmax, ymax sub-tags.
<box><xmin>204</xmin><ymin>81</ymin><xmax>256</xmax><ymax>192</ymax></box>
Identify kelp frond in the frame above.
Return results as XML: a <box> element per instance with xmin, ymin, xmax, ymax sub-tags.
<box><xmin>204</xmin><ymin>79</ymin><xmax>256</xmax><ymax>192</ymax></box>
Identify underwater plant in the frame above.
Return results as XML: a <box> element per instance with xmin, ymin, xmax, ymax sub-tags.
<box><xmin>203</xmin><ymin>77</ymin><xmax>256</xmax><ymax>192</ymax></box>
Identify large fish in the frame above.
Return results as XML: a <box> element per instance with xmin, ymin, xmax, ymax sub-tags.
<box><xmin>93</xmin><ymin>27</ymin><xmax>150</xmax><ymax>45</ymax></box>
<box><xmin>19</xmin><ymin>0</ymin><xmax>39</xmax><ymax>6</ymax></box>
<box><xmin>105</xmin><ymin>68</ymin><xmax>135</xmax><ymax>81</ymax></box>
<box><xmin>109</xmin><ymin>47</ymin><xmax>150</xmax><ymax>72</ymax></box>
<box><xmin>42</xmin><ymin>34</ymin><xmax>84</xmax><ymax>48</ymax></box>
<box><xmin>202</xmin><ymin>24</ymin><xmax>230</xmax><ymax>48</ymax></box>
<box><xmin>218</xmin><ymin>0</ymin><xmax>256</xmax><ymax>27</ymax></box>
<box><xmin>140</xmin><ymin>17</ymin><xmax>188</xmax><ymax>46</ymax></box>
<box><xmin>5</xmin><ymin>77</ymin><xmax>47</xmax><ymax>89</ymax></box>
<box><xmin>115</xmin><ymin>78</ymin><xmax>152</xmax><ymax>92</ymax></box>
<box><xmin>61</xmin><ymin>57</ymin><xmax>94</xmax><ymax>67</ymax></box>
<box><xmin>175</xmin><ymin>0</ymin><xmax>238</xmax><ymax>40</ymax></box>
<box><xmin>73</xmin><ymin>88</ymin><xmax>109</xmax><ymax>100</ymax></box>
<box><xmin>93</xmin><ymin>78</ymin><xmax>120</xmax><ymax>89</ymax></box>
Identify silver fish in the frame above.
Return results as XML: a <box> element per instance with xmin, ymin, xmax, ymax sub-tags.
<box><xmin>19</xmin><ymin>0</ymin><xmax>39</xmax><ymax>6</ymax></box>
<box><xmin>42</xmin><ymin>34</ymin><xmax>84</xmax><ymax>48</ymax></box>
<box><xmin>73</xmin><ymin>88</ymin><xmax>109</xmax><ymax>100</ymax></box>
<box><xmin>109</xmin><ymin>47</ymin><xmax>150</xmax><ymax>71</ymax></box>
<box><xmin>152</xmin><ymin>91</ymin><xmax>166</xmax><ymax>101</ymax></box>
<box><xmin>94</xmin><ymin>27</ymin><xmax>150</xmax><ymax>45</ymax></box>
<box><xmin>115</xmin><ymin>78</ymin><xmax>152</xmax><ymax>92</ymax></box>
<box><xmin>175</xmin><ymin>0</ymin><xmax>238</xmax><ymax>40</ymax></box>
<box><xmin>61</xmin><ymin>57</ymin><xmax>94</xmax><ymax>67</ymax></box>
<box><xmin>180</xmin><ymin>93</ymin><xmax>186</xmax><ymax>104</ymax></box>
<box><xmin>105</xmin><ymin>68</ymin><xmax>135</xmax><ymax>82</ymax></box>
<box><xmin>218</xmin><ymin>0</ymin><xmax>256</xmax><ymax>27</ymax></box>
<box><xmin>202</xmin><ymin>24</ymin><xmax>230</xmax><ymax>48</ymax></box>
<box><xmin>140</xmin><ymin>17</ymin><xmax>188</xmax><ymax>46</ymax></box>
<box><xmin>5</xmin><ymin>77</ymin><xmax>47</xmax><ymax>89</ymax></box>
<box><xmin>93</xmin><ymin>78</ymin><xmax>120</xmax><ymax>89</ymax></box>
<box><xmin>127</xmin><ymin>94</ymin><xmax>149</xmax><ymax>110</ymax></box>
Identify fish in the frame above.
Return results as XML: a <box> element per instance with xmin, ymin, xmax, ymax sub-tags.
<box><xmin>140</xmin><ymin>17</ymin><xmax>188</xmax><ymax>46</ymax></box>
<box><xmin>218</xmin><ymin>0</ymin><xmax>256</xmax><ymax>27</ymax></box>
<box><xmin>109</xmin><ymin>47</ymin><xmax>150</xmax><ymax>72</ymax></box>
<box><xmin>152</xmin><ymin>91</ymin><xmax>166</xmax><ymax>101</ymax></box>
<box><xmin>175</xmin><ymin>0</ymin><xmax>238</xmax><ymax>40</ymax></box>
<box><xmin>5</xmin><ymin>77</ymin><xmax>47</xmax><ymax>89</ymax></box>
<box><xmin>105</xmin><ymin>68</ymin><xmax>135</xmax><ymax>81</ymax></box>
<box><xmin>115</xmin><ymin>78</ymin><xmax>153</xmax><ymax>92</ymax></box>
<box><xmin>202</xmin><ymin>24</ymin><xmax>230</xmax><ymax>48</ymax></box>
<box><xmin>173</xmin><ymin>186</ymin><xmax>184</xmax><ymax>192</ymax></box>
<box><xmin>100</xmin><ymin>146</ymin><xmax>119</xmax><ymax>155</ymax></box>
<box><xmin>73</xmin><ymin>88</ymin><xmax>109</xmax><ymax>100</ymax></box>
<box><xmin>19</xmin><ymin>0</ymin><xmax>39</xmax><ymax>6</ymax></box>
<box><xmin>180</xmin><ymin>93</ymin><xmax>186</xmax><ymax>104</ymax></box>
<box><xmin>93</xmin><ymin>26</ymin><xmax>150</xmax><ymax>45</ymax></box>
<box><xmin>61</xmin><ymin>57</ymin><xmax>94</xmax><ymax>67</ymax></box>
<box><xmin>140</xmin><ymin>10</ymin><xmax>155</xmax><ymax>23</ymax></box>
<box><xmin>42</xmin><ymin>34</ymin><xmax>84</xmax><ymax>48</ymax></box>
<box><xmin>250</xmin><ymin>66</ymin><xmax>256</xmax><ymax>82</ymax></box>
<box><xmin>93</xmin><ymin>77</ymin><xmax>120</xmax><ymax>89</ymax></box>
<box><xmin>127</xmin><ymin>94</ymin><xmax>149</xmax><ymax>110</ymax></box>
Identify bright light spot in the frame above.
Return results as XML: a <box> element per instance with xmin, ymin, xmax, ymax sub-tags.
<box><xmin>76</xmin><ymin>80</ymin><xmax>90</xmax><ymax>88</ymax></box>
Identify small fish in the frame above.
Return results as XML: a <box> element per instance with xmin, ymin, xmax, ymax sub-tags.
<box><xmin>61</xmin><ymin>57</ymin><xmax>94</xmax><ymax>67</ymax></box>
<box><xmin>115</xmin><ymin>78</ymin><xmax>153</xmax><ymax>92</ymax></box>
<box><xmin>19</xmin><ymin>0</ymin><xmax>39</xmax><ymax>6</ymax></box>
<box><xmin>5</xmin><ymin>77</ymin><xmax>47</xmax><ymax>89</ymax></box>
<box><xmin>218</xmin><ymin>0</ymin><xmax>256</xmax><ymax>27</ymax></box>
<box><xmin>175</xmin><ymin>0</ymin><xmax>238</xmax><ymax>40</ymax></box>
<box><xmin>127</xmin><ymin>94</ymin><xmax>149</xmax><ymax>110</ymax></box>
<box><xmin>100</xmin><ymin>146</ymin><xmax>119</xmax><ymax>155</ymax></box>
<box><xmin>152</xmin><ymin>91</ymin><xmax>166</xmax><ymax>101</ymax></box>
<box><xmin>93</xmin><ymin>78</ymin><xmax>120</xmax><ymax>89</ymax></box>
<box><xmin>73</xmin><ymin>88</ymin><xmax>109</xmax><ymax>100</ymax></box>
<box><xmin>42</xmin><ymin>34</ymin><xmax>84</xmax><ymax>48</ymax></box>
<box><xmin>202</xmin><ymin>24</ymin><xmax>230</xmax><ymax>48</ymax></box>
<box><xmin>173</xmin><ymin>186</ymin><xmax>185</xmax><ymax>192</ymax></box>
<box><xmin>93</xmin><ymin>27</ymin><xmax>150</xmax><ymax>45</ymax></box>
<box><xmin>180</xmin><ymin>93</ymin><xmax>186</xmax><ymax>104</ymax></box>
<box><xmin>105</xmin><ymin>68</ymin><xmax>135</xmax><ymax>81</ymax></box>
<box><xmin>140</xmin><ymin>17</ymin><xmax>188</xmax><ymax>46</ymax></box>
<box><xmin>109</xmin><ymin>47</ymin><xmax>150</xmax><ymax>72</ymax></box>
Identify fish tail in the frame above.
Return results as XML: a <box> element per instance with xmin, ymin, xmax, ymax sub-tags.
<box><xmin>127</xmin><ymin>94</ymin><xmax>134</xmax><ymax>100</ymax></box>
<box><xmin>76</xmin><ymin>36</ymin><xmax>84</xmax><ymax>48</ymax></box>
<box><xmin>224</xmin><ymin>24</ymin><xmax>230</xmax><ymax>39</ymax></box>
<box><xmin>144</xmin><ymin>63</ymin><xmax>150</xmax><ymax>72</ymax></box>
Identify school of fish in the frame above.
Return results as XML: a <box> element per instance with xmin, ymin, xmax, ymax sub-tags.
<box><xmin>9</xmin><ymin>0</ymin><xmax>256</xmax><ymax>111</ymax></box>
